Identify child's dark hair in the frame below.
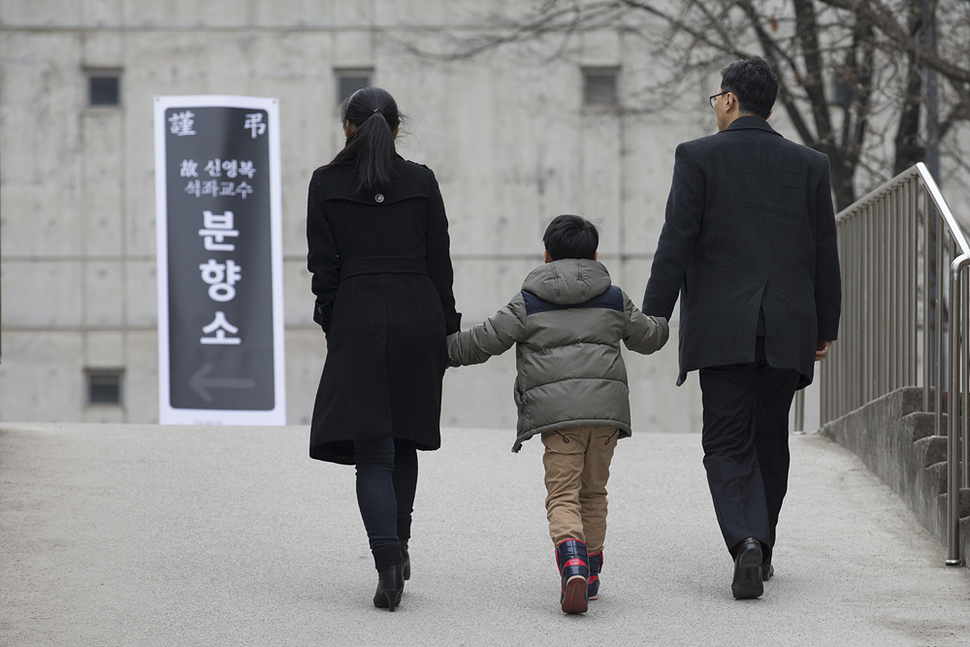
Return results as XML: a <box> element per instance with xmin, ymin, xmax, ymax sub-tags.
<box><xmin>543</xmin><ymin>214</ymin><xmax>599</xmax><ymax>261</ymax></box>
<box><xmin>720</xmin><ymin>57</ymin><xmax>778</xmax><ymax>119</ymax></box>
<box><xmin>328</xmin><ymin>86</ymin><xmax>402</xmax><ymax>192</ymax></box>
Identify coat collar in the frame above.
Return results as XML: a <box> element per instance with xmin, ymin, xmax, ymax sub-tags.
<box><xmin>318</xmin><ymin>156</ymin><xmax>428</xmax><ymax>205</ymax></box>
<box><xmin>722</xmin><ymin>115</ymin><xmax>782</xmax><ymax>137</ymax></box>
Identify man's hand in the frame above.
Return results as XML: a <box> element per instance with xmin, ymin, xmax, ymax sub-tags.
<box><xmin>815</xmin><ymin>340</ymin><xmax>832</xmax><ymax>361</ymax></box>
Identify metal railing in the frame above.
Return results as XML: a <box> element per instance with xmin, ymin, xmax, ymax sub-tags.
<box><xmin>818</xmin><ymin>163</ymin><xmax>969</xmax><ymax>566</ymax></box>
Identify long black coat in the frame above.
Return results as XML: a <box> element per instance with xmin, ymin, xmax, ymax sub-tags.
<box><xmin>642</xmin><ymin>116</ymin><xmax>841</xmax><ymax>387</ymax></box>
<box><xmin>306</xmin><ymin>157</ymin><xmax>461</xmax><ymax>464</ymax></box>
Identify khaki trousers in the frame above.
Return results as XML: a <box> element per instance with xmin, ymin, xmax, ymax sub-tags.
<box><xmin>541</xmin><ymin>425</ymin><xmax>619</xmax><ymax>554</ymax></box>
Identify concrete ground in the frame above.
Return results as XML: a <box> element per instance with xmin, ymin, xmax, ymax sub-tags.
<box><xmin>1</xmin><ymin>423</ymin><xmax>968</xmax><ymax>647</ymax></box>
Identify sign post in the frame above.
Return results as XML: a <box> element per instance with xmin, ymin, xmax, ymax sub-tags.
<box><xmin>154</xmin><ymin>95</ymin><xmax>286</xmax><ymax>425</ymax></box>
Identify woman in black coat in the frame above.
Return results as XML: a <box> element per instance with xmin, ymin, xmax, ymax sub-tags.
<box><xmin>306</xmin><ymin>87</ymin><xmax>460</xmax><ymax>611</ymax></box>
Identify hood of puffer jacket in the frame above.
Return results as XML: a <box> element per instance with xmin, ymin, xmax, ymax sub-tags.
<box><xmin>520</xmin><ymin>258</ymin><xmax>612</xmax><ymax>305</ymax></box>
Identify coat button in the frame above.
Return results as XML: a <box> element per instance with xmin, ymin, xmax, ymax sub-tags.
<box><xmin>375</xmin><ymin>193</ymin><xmax>385</xmax><ymax>203</ymax></box>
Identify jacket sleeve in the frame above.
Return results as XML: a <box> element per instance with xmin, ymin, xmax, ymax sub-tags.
<box><xmin>306</xmin><ymin>171</ymin><xmax>340</xmax><ymax>333</ymax></box>
<box><xmin>426</xmin><ymin>173</ymin><xmax>462</xmax><ymax>335</ymax></box>
<box><xmin>622</xmin><ymin>291</ymin><xmax>669</xmax><ymax>354</ymax></box>
<box><xmin>814</xmin><ymin>160</ymin><xmax>842</xmax><ymax>341</ymax></box>
<box><xmin>642</xmin><ymin>142</ymin><xmax>704</xmax><ymax>318</ymax></box>
<box><xmin>447</xmin><ymin>293</ymin><xmax>527</xmax><ymax>367</ymax></box>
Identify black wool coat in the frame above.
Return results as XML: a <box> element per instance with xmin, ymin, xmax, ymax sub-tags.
<box><xmin>642</xmin><ymin>116</ymin><xmax>842</xmax><ymax>388</ymax></box>
<box><xmin>306</xmin><ymin>157</ymin><xmax>461</xmax><ymax>464</ymax></box>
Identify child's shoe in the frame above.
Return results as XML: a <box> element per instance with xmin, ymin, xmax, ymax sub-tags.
<box><xmin>555</xmin><ymin>539</ymin><xmax>589</xmax><ymax>614</ymax></box>
<box><xmin>587</xmin><ymin>551</ymin><xmax>603</xmax><ymax>600</ymax></box>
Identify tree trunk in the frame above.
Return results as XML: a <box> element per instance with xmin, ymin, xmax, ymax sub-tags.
<box><xmin>827</xmin><ymin>150</ymin><xmax>856</xmax><ymax>211</ymax></box>
<box><xmin>894</xmin><ymin>0</ymin><xmax>927</xmax><ymax>175</ymax></box>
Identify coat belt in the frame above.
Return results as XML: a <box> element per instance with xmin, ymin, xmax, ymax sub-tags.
<box><xmin>339</xmin><ymin>256</ymin><xmax>428</xmax><ymax>281</ymax></box>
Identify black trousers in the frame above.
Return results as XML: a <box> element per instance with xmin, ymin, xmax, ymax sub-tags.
<box><xmin>698</xmin><ymin>337</ymin><xmax>801</xmax><ymax>564</ymax></box>
<box><xmin>352</xmin><ymin>437</ymin><xmax>418</xmax><ymax>567</ymax></box>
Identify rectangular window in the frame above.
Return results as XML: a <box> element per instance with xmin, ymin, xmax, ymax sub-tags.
<box><xmin>88</xmin><ymin>71</ymin><xmax>121</xmax><ymax>106</ymax></box>
<box><xmin>335</xmin><ymin>68</ymin><xmax>373</xmax><ymax>105</ymax></box>
<box><xmin>583</xmin><ymin>67</ymin><xmax>620</xmax><ymax>107</ymax></box>
<box><xmin>86</xmin><ymin>369</ymin><xmax>124</xmax><ymax>406</ymax></box>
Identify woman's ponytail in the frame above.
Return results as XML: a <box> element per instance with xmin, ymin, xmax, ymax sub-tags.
<box><xmin>328</xmin><ymin>87</ymin><xmax>402</xmax><ymax>192</ymax></box>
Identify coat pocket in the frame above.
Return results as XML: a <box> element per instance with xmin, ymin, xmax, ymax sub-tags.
<box><xmin>513</xmin><ymin>381</ymin><xmax>528</xmax><ymax>419</ymax></box>
<box><xmin>591</xmin><ymin>428</ymin><xmax>620</xmax><ymax>454</ymax></box>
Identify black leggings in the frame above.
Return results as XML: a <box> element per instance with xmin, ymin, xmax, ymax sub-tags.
<box><xmin>352</xmin><ymin>437</ymin><xmax>418</xmax><ymax>554</ymax></box>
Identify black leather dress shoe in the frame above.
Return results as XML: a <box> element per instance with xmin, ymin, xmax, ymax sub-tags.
<box><xmin>762</xmin><ymin>563</ymin><xmax>774</xmax><ymax>581</ymax></box>
<box><xmin>732</xmin><ymin>538</ymin><xmax>764</xmax><ymax>599</ymax></box>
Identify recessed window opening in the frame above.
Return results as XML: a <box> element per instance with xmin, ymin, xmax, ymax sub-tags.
<box><xmin>583</xmin><ymin>67</ymin><xmax>620</xmax><ymax>107</ymax></box>
<box><xmin>335</xmin><ymin>68</ymin><xmax>374</xmax><ymax>105</ymax></box>
<box><xmin>88</xmin><ymin>72</ymin><xmax>121</xmax><ymax>106</ymax></box>
<box><xmin>86</xmin><ymin>369</ymin><xmax>124</xmax><ymax>406</ymax></box>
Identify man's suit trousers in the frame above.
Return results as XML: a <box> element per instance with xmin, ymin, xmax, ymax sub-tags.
<box><xmin>698</xmin><ymin>337</ymin><xmax>800</xmax><ymax>563</ymax></box>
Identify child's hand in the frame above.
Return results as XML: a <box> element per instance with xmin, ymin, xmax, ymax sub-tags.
<box><xmin>446</xmin><ymin>332</ymin><xmax>462</xmax><ymax>367</ymax></box>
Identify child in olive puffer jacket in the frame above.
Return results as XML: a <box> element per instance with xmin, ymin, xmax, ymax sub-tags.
<box><xmin>447</xmin><ymin>214</ymin><xmax>669</xmax><ymax>614</ymax></box>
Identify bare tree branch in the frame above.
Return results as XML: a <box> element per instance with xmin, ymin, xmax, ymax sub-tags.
<box><xmin>818</xmin><ymin>0</ymin><xmax>970</xmax><ymax>84</ymax></box>
<box><xmin>734</xmin><ymin>0</ymin><xmax>818</xmax><ymax>145</ymax></box>
<box><xmin>792</xmin><ymin>0</ymin><xmax>836</xmax><ymax>145</ymax></box>
<box><xmin>397</xmin><ymin>0</ymin><xmax>970</xmax><ymax>208</ymax></box>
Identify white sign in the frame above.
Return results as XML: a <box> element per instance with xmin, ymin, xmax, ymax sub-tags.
<box><xmin>154</xmin><ymin>95</ymin><xmax>286</xmax><ymax>425</ymax></box>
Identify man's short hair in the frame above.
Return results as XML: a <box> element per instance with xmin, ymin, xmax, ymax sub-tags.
<box><xmin>543</xmin><ymin>214</ymin><xmax>599</xmax><ymax>261</ymax></box>
<box><xmin>720</xmin><ymin>57</ymin><xmax>778</xmax><ymax>119</ymax></box>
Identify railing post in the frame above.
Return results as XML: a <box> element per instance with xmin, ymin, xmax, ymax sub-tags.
<box><xmin>934</xmin><ymin>196</ymin><xmax>942</xmax><ymax>425</ymax></box>
<box><xmin>793</xmin><ymin>389</ymin><xmax>805</xmax><ymax>432</ymax></box>
<box><xmin>924</xmin><ymin>186</ymin><xmax>933</xmax><ymax>412</ymax></box>
<box><xmin>964</xmin><ymin>268</ymin><xmax>969</xmax><ymax>490</ymax></box>
<box><xmin>946</xmin><ymin>255</ymin><xmax>969</xmax><ymax>566</ymax></box>
<box><xmin>908</xmin><ymin>178</ymin><xmax>918</xmax><ymax>386</ymax></box>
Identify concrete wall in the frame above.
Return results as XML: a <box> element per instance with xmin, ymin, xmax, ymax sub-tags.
<box><xmin>0</xmin><ymin>1</ymin><xmax>711</xmax><ymax>431</ymax></box>
<box><xmin>820</xmin><ymin>387</ymin><xmax>970</xmax><ymax>561</ymax></box>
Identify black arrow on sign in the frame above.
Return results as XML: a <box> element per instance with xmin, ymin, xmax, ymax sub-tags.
<box><xmin>189</xmin><ymin>364</ymin><xmax>256</xmax><ymax>403</ymax></box>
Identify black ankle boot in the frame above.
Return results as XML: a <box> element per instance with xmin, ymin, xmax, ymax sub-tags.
<box><xmin>401</xmin><ymin>542</ymin><xmax>410</xmax><ymax>581</ymax></box>
<box><xmin>397</xmin><ymin>514</ymin><xmax>412</xmax><ymax>581</ymax></box>
<box><xmin>372</xmin><ymin>544</ymin><xmax>404</xmax><ymax>611</ymax></box>
<box><xmin>373</xmin><ymin>563</ymin><xmax>404</xmax><ymax>611</ymax></box>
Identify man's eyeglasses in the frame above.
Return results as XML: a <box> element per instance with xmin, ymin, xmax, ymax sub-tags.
<box><xmin>709</xmin><ymin>91</ymin><xmax>729</xmax><ymax>109</ymax></box>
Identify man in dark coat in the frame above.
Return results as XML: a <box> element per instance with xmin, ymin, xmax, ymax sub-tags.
<box><xmin>642</xmin><ymin>57</ymin><xmax>841</xmax><ymax>599</ymax></box>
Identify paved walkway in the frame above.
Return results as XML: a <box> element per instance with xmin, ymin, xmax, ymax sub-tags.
<box><xmin>2</xmin><ymin>423</ymin><xmax>969</xmax><ymax>646</ymax></box>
